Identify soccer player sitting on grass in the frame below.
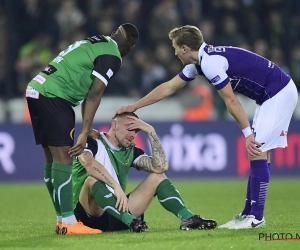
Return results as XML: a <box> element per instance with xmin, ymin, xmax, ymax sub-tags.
<box><xmin>69</xmin><ymin>112</ymin><xmax>217</xmax><ymax>233</ymax></box>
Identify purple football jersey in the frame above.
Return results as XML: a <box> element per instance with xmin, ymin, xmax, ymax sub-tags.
<box><xmin>179</xmin><ymin>42</ymin><xmax>291</xmax><ymax>105</ymax></box>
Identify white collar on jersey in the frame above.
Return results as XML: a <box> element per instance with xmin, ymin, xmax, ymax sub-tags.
<box><xmin>198</xmin><ymin>42</ymin><xmax>207</xmax><ymax>63</ymax></box>
<box><xmin>100</xmin><ymin>132</ymin><xmax>122</xmax><ymax>151</ymax></box>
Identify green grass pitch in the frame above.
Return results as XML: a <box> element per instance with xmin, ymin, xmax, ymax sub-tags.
<box><xmin>0</xmin><ymin>179</ymin><xmax>299</xmax><ymax>250</ymax></box>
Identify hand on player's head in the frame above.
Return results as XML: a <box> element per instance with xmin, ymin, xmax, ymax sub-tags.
<box><xmin>113</xmin><ymin>104</ymin><xmax>137</xmax><ymax>119</ymax></box>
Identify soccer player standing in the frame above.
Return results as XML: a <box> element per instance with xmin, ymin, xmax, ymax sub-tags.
<box><xmin>25</xmin><ymin>23</ymin><xmax>139</xmax><ymax>234</ymax></box>
<box><xmin>115</xmin><ymin>25</ymin><xmax>298</xmax><ymax>229</ymax></box>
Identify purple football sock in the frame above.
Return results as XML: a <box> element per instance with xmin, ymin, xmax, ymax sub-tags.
<box><xmin>241</xmin><ymin>175</ymin><xmax>251</xmax><ymax>216</ymax></box>
<box><xmin>249</xmin><ymin>160</ymin><xmax>269</xmax><ymax>220</ymax></box>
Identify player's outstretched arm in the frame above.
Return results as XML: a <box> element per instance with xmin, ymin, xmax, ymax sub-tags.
<box><xmin>78</xmin><ymin>151</ymin><xmax>129</xmax><ymax>212</ymax></box>
<box><xmin>126</xmin><ymin>116</ymin><xmax>169</xmax><ymax>173</ymax></box>
<box><xmin>115</xmin><ymin>75</ymin><xmax>187</xmax><ymax>116</ymax></box>
<box><xmin>69</xmin><ymin>78</ymin><xmax>106</xmax><ymax>157</ymax></box>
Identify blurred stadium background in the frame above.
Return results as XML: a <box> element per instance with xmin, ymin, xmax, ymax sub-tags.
<box><xmin>0</xmin><ymin>0</ymin><xmax>300</xmax><ymax>181</ymax></box>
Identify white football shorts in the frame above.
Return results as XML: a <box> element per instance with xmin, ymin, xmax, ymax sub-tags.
<box><xmin>252</xmin><ymin>79</ymin><xmax>298</xmax><ymax>152</ymax></box>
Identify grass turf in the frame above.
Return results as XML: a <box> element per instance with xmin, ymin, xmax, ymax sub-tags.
<box><xmin>0</xmin><ymin>179</ymin><xmax>299</xmax><ymax>250</ymax></box>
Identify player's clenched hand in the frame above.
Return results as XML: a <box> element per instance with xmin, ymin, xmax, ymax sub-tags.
<box><xmin>114</xmin><ymin>185</ymin><xmax>128</xmax><ymax>212</ymax></box>
<box><xmin>113</xmin><ymin>104</ymin><xmax>137</xmax><ymax>118</ymax></box>
<box><xmin>245</xmin><ymin>134</ymin><xmax>262</xmax><ymax>158</ymax></box>
<box><xmin>68</xmin><ymin>133</ymin><xmax>87</xmax><ymax>157</ymax></box>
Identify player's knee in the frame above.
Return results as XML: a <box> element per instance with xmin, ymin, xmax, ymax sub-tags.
<box><xmin>85</xmin><ymin>176</ymin><xmax>98</xmax><ymax>189</ymax></box>
<box><xmin>148</xmin><ymin>173</ymin><xmax>167</xmax><ymax>185</ymax></box>
<box><xmin>50</xmin><ymin>147</ymin><xmax>73</xmax><ymax>165</ymax></box>
<box><xmin>247</xmin><ymin>151</ymin><xmax>268</xmax><ymax>161</ymax></box>
<box><xmin>61</xmin><ymin>158</ymin><xmax>73</xmax><ymax>165</ymax></box>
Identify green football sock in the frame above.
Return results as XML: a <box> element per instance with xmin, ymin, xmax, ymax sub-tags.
<box><xmin>52</xmin><ymin>163</ymin><xmax>74</xmax><ymax>218</ymax></box>
<box><xmin>91</xmin><ymin>181</ymin><xmax>136</xmax><ymax>227</ymax></box>
<box><xmin>44</xmin><ymin>163</ymin><xmax>61</xmax><ymax>216</ymax></box>
<box><xmin>156</xmin><ymin>179</ymin><xmax>194</xmax><ymax>220</ymax></box>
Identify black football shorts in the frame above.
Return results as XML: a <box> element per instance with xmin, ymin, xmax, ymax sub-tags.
<box><xmin>26</xmin><ymin>94</ymin><xmax>75</xmax><ymax>146</ymax></box>
<box><xmin>74</xmin><ymin>198</ymin><xmax>145</xmax><ymax>232</ymax></box>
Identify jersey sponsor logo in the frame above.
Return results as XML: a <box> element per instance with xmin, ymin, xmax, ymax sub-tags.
<box><xmin>86</xmin><ymin>35</ymin><xmax>108</xmax><ymax>44</ymax></box>
<box><xmin>104</xmin><ymin>193</ymin><xmax>113</xmax><ymax>198</ymax></box>
<box><xmin>208</xmin><ymin>46</ymin><xmax>226</xmax><ymax>53</ymax></box>
<box><xmin>42</xmin><ymin>65</ymin><xmax>57</xmax><ymax>75</ymax></box>
<box><xmin>280</xmin><ymin>130</ymin><xmax>287</xmax><ymax>136</ymax></box>
<box><xmin>26</xmin><ymin>86</ymin><xmax>40</xmax><ymax>99</ymax></box>
<box><xmin>53</xmin><ymin>41</ymin><xmax>88</xmax><ymax>63</ymax></box>
<box><xmin>211</xmin><ymin>75</ymin><xmax>221</xmax><ymax>83</ymax></box>
<box><xmin>161</xmin><ymin>124</ymin><xmax>227</xmax><ymax>172</ymax></box>
<box><xmin>268</xmin><ymin>61</ymin><xmax>274</xmax><ymax>68</ymax></box>
<box><xmin>106</xmin><ymin>69</ymin><xmax>114</xmax><ymax>78</ymax></box>
<box><xmin>255</xmin><ymin>142</ymin><xmax>265</xmax><ymax>148</ymax></box>
<box><xmin>251</xmin><ymin>220</ymin><xmax>264</xmax><ymax>228</ymax></box>
<box><xmin>32</xmin><ymin>74</ymin><xmax>46</xmax><ymax>84</ymax></box>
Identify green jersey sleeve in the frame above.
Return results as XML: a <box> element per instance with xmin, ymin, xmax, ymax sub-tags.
<box><xmin>92</xmin><ymin>54</ymin><xmax>121</xmax><ymax>86</ymax></box>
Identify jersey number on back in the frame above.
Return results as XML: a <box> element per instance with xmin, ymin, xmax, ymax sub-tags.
<box><xmin>53</xmin><ymin>41</ymin><xmax>88</xmax><ymax>63</ymax></box>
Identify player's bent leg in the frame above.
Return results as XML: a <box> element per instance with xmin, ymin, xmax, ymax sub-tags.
<box><xmin>129</xmin><ymin>174</ymin><xmax>217</xmax><ymax>230</ymax></box>
<box><xmin>80</xmin><ymin>177</ymin><xmax>106</xmax><ymax>217</ymax></box>
<box><xmin>87</xmin><ymin>178</ymin><xmax>148</xmax><ymax>232</ymax></box>
<box><xmin>66</xmin><ymin>176</ymin><xmax>103</xmax><ymax>235</ymax></box>
<box><xmin>75</xmin><ymin>177</ymin><xmax>148</xmax><ymax>233</ymax></box>
<box><xmin>155</xmin><ymin>176</ymin><xmax>216</xmax><ymax>230</ymax></box>
<box><xmin>128</xmin><ymin>173</ymin><xmax>166</xmax><ymax>217</ymax></box>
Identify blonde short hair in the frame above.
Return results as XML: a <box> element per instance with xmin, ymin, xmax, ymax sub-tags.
<box><xmin>168</xmin><ymin>25</ymin><xmax>203</xmax><ymax>51</ymax></box>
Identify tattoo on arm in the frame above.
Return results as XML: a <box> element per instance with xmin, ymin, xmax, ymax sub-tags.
<box><xmin>136</xmin><ymin>131</ymin><xmax>168</xmax><ymax>173</ymax></box>
<box><xmin>92</xmin><ymin>166</ymin><xmax>114</xmax><ymax>187</ymax></box>
<box><xmin>136</xmin><ymin>157</ymin><xmax>153</xmax><ymax>172</ymax></box>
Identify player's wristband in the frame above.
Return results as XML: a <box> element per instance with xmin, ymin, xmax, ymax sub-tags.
<box><xmin>242</xmin><ymin>126</ymin><xmax>252</xmax><ymax>137</ymax></box>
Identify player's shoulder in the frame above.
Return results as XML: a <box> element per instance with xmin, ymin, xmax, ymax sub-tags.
<box><xmin>86</xmin><ymin>35</ymin><xmax>109</xmax><ymax>43</ymax></box>
<box><xmin>87</xmin><ymin>136</ymin><xmax>98</xmax><ymax>143</ymax></box>
<box><xmin>202</xmin><ymin>45</ymin><xmax>228</xmax><ymax>58</ymax></box>
<box><xmin>85</xmin><ymin>35</ymin><xmax>121</xmax><ymax>57</ymax></box>
<box><xmin>86</xmin><ymin>136</ymin><xmax>100</xmax><ymax>150</ymax></box>
<box><xmin>85</xmin><ymin>35</ymin><xmax>116</xmax><ymax>46</ymax></box>
<box><xmin>201</xmin><ymin>45</ymin><xmax>229</xmax><ymax>66</ymax></box>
